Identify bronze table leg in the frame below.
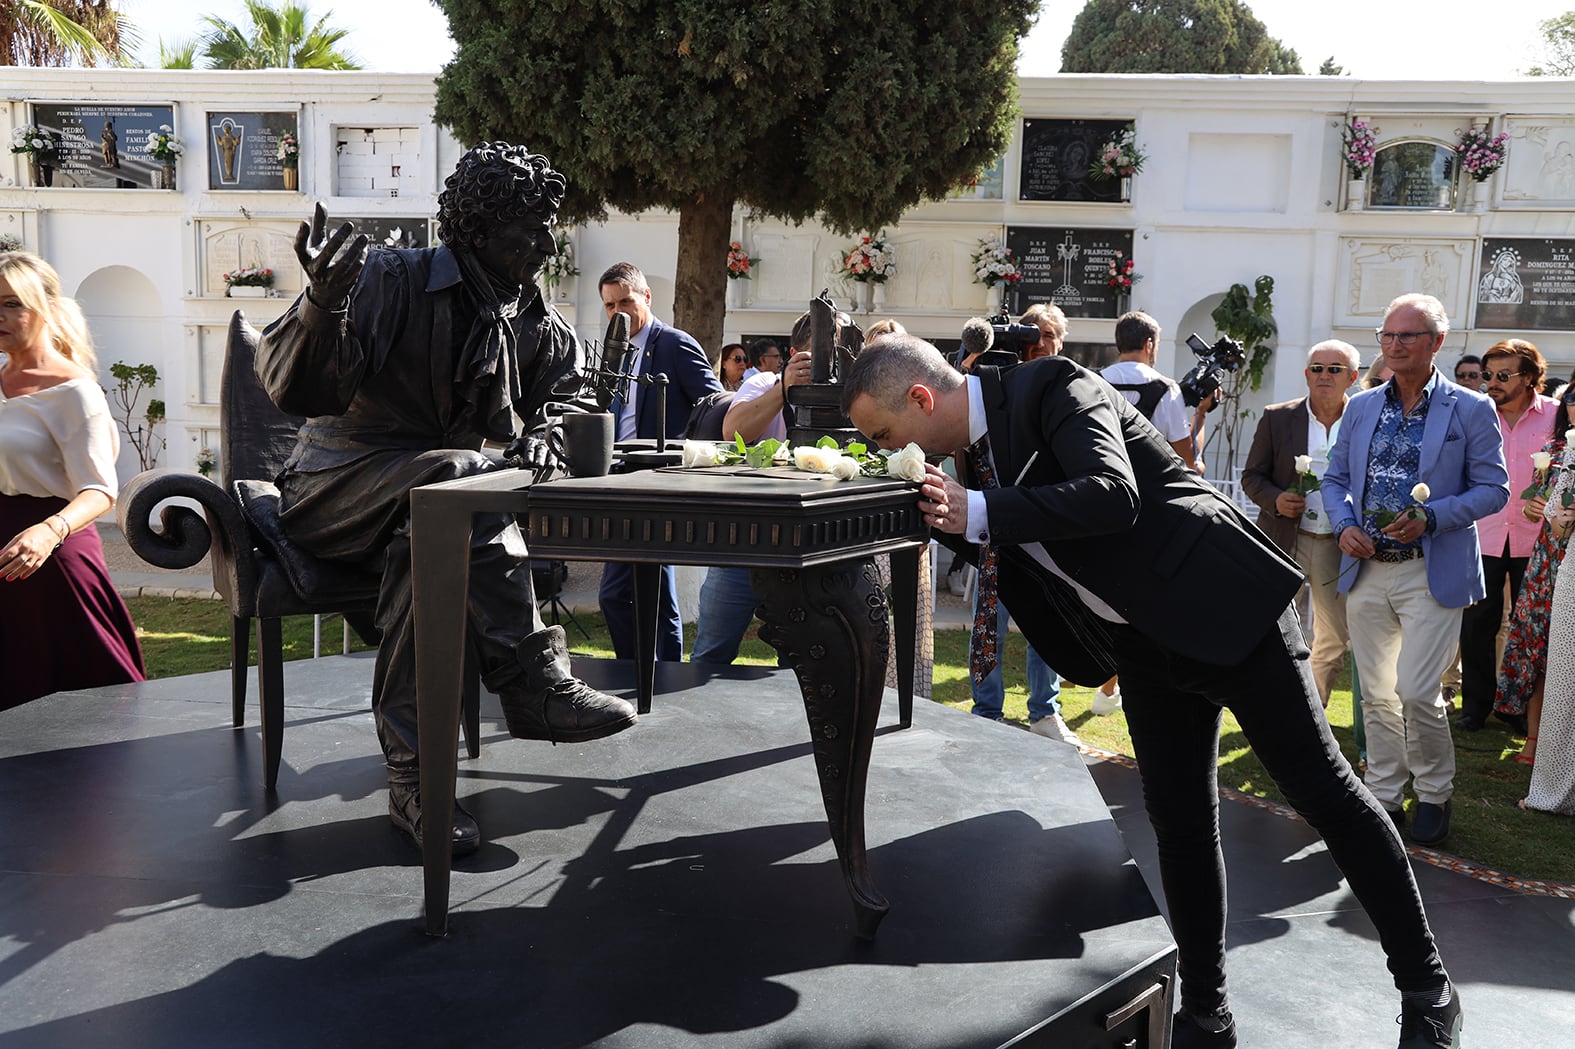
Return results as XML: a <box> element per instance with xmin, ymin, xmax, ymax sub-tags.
<box><xmin>752</xmin><ymin>557</ymin><xmax>891</xmax><ymax>939</ymax></box>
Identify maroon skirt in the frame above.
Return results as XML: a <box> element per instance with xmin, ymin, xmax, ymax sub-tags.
<box><xmin>1</xmin><ymin>493</ymin><xmax>146</xmax><ymax>709</ymax></box>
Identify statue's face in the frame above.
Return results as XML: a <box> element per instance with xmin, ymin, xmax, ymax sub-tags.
<box><xmin>473</xmin><ymin>216</ymin><xmax>556</xmax><ymax>287</ymax></box>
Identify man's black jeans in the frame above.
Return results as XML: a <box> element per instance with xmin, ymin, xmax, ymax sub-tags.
<box><xmin>1459</xmin><ymin>550</ymin><xmax>1528</xmax><ymax>725</ymax></box>
<box><xmin>1110</xmin><ymin>607</ymin><xmax>1447</xmax><ymax>1017</ymax></box>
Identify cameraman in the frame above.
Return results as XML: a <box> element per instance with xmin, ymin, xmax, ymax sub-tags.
<box><xmin>1101</xmin><ymin>311</ymin><xmax>1210</xmax><ymax>473</ymax></box>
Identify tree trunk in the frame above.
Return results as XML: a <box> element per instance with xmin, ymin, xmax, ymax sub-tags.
<box><xmin>673</xmin><ymin>193</ymin><xmax>734</xmax><ymax>367</ymax></box>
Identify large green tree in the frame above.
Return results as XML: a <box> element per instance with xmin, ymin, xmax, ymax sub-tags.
<box><xmin>2</xmin><ymin>0</ymin><xmax>130</xmax><ymax>66</ymax></box>
<box><xmin>1527</xmin><ymin>12</ymin><xmax>1575</xmax><ymax>76</ymax></box>
<box><xmin>434</xmin><ymin>0</ymin><xmax>1038</xmax><ymax>357</ymax></box>
<box><xmin>200</xmin><ymin>0</ymin><xmax>359</xmax><ymax>70</ymax></box>
<box><xmin>1062</xmin><ymin>0</ymin><xmax>1301</xmax><ymax>75</ymax></box>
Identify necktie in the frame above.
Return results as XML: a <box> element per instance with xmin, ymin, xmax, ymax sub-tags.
<box><xmin>609</xmin><ymin>344</ymin><xmax>638</xmax><ymax>421</ymax></box>
<box><xmin>968</xmin><ymin>435</ymin><xmax>1001</xmax><ymax>685</ymax></box>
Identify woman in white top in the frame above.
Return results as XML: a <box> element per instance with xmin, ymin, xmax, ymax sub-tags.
<box><xmin>0</xmin><ymin>250</ymin><xmax>144</xmax><ymax>707</ymax></box>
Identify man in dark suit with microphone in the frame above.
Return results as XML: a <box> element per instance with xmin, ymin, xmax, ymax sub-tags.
<box><xmin>596</xmin><ymin>262</ymin><xmax>722</xmax><ymax>661</ymax></box>
<box><xmin>842</xmin><ymin>336</ymin><xmax>1461</xmax><ymax>1049</ymax></box>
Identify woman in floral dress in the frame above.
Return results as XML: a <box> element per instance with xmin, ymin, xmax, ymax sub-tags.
<box><xmin>1525</xmin><ymin>428</ymin><xmax>1575</xmax><ymax>814</ymax></box>
<box><xmin>1497</xmin><ymin>381</ymin><xmax>1575</xmax><ymax>766</ymax></box>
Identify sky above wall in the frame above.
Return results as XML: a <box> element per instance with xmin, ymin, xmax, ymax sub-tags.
<box><xmin>125</xmin><ymin>0</ymin><xmax>1569</xmax><ymax>79</ymax></box>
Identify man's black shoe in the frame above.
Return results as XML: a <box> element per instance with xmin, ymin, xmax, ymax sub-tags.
<box><xmin>389</xmin><ymin>780</ymin><xmax>481</xmax><ymax>857</ymax></box>
<box><xmin>1410</xmin><ymin>801</ymin><xmax>1452</xmax><ymax>846</ymax></box>
<box><xmin>1397</xmin><ymin>986</ymin><xmax>1462</xmax><ymax>1047</ymax></box>
<box><xmin>502</xmin><ymin>625</ymin><xmax>638</xmax><ymax>743</ymax></box>
<box><xmin>1171</xmin><ymin>1008</ymin><xmax>1237</xmax><ymax>1049</ymax></box>
<box><xmin>1454</xmin><ymin>713</ymin><xmax>1483</xmax><ymax>732</ymax></box>
<box><xmin>1496</xmin><ymin>711</ymin><xmax>1530</xmax><ymax>736</ymax></box>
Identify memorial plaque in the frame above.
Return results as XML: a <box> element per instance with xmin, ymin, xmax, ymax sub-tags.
<box><xmin>347</xmin><ymin>217</ymin><xmax>433</xmax><ymax>250</ymax></box>
<box><xmin>1004</xmin><ymin>225</ymin><xmax>1134</xmax><ymax>319</ymax></box>
<box><xmin>28</xmin><ymin>102</ymin><xmax>175</xmax><ymax>190</ymax></box>
<box><xmin>1369</xmin><ymin>141</ymin><xmax>1456</xmax><ymax>210</ymax></box>
<box><xmin>1474</xmin><ymin>238</ymin><xmax>1575</xmax><ymax>330</ymax></box>
<box><xmin>1018</xmin><ymin>118</ymin><xmax>1129</xmax><ymax>203</ymax></box>
<box><xmin>206</xmin><ymin>111</ymin><xmax>298</xmax><ymax>190</ymax></box>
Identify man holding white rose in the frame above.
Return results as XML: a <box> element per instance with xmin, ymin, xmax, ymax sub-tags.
<box><xmin>1323</xmin><ymin>294</ymin><xmax>1508</xmax><ymax>848</ymax></box>
<box><xmin>1241</xmin><ymin>339</ymin><xmax>1363</xmax><ymax>706</ymax></box>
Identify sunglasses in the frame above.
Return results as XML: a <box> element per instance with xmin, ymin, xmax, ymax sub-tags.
<box><xmin>1487</xmin><ymin>369</ymin><xmax>1527</xmax><ymax>383</ymax></box>
<box><xmin>1455</xmin><ymin>370</ymin><xmax>1481</xmax><ymax>380</ymax></box>
<box><xmin>727</xmin><ymin>356</ymin><xmax>746</xmax><ymax>363</ymax></box>
<box><xmin>1307</xmin><ymin>364</ymin><xmax>1349</xmax><ymax>375</ymax></box>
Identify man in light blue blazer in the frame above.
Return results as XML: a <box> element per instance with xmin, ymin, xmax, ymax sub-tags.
<box><xmin>1324</xmin><ymin>293</ymin><xmax>1508</xmax><ymax>848</ymax></box>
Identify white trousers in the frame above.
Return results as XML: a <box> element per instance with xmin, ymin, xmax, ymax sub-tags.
<box><xmin>1346</xmin><ymin>557</ymin><xmax>1460</xmax><ymax>808</ymax></box>
<box><xmin>1293</xmin><ymin>530</ymin><xmax>1350</xmax><ymax>705</ymax></box>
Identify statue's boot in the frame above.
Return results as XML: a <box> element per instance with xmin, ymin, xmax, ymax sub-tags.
<box><xmin>387</xmin><ymin>768</ymin><xmax>482</xmax><ymax>857</ymax></box>
<box><xmin>500</xmin><ymin>625</ymin><xmax>638</xmax><ymax>743</ymax></box>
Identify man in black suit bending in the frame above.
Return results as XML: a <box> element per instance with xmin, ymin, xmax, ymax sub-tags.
<box><xmin>842</xmin><ymin>336</ymin><xmax>1461</xmax><ymax>1049</ymax></box>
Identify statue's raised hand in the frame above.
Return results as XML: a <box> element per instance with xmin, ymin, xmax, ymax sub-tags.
<box><xmin>294</xmin><ymin>202</ymin><xmax>369</xmax><ymax>310</ymax></box>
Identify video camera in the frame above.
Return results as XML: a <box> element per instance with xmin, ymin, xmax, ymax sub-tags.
<box><xmin>1178</xmin><ymin>332</ymin><xmax>1247</xmax><ymax>409</ymax></box>
<box><xmin>957</xmin><ymin>312</ymin><xmax>1041</xmax><ymax>370</ymax></box>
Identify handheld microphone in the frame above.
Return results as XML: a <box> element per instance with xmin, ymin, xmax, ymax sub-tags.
<box><xmin>960</xmin><ymin>317</ymin><xmax>995</xmax><ymax>358</ymax></box>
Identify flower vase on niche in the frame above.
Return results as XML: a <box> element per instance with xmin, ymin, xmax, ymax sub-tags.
<box><xmin>1114</xmin><ymin>292</ymin><xmax>1130</xmax><ymax>316</ymax></box>
<box><xmin>29</xmin><ymin>160</ymin><xmax>53</xmax><ymax>188</ymax></box>
<box><xmin>554</xmin><ymin>277</ymin><xmax>572</xmax><ymax>303</ymax></box>
<box><xmin>859</xmin><ymin>281</ymin><xmax>874</xmax><ymax>314</ymax></box>
<box><xmin>1469</xmin><ymin>178</ymin><xmax>1489</xmax><ymax>213</ymax></box>
<box><xmin>1119</xmin><ymin>175</ymin><xmax>1132</xmax><ymax>202</ymax></box>
<box><xmin>727</xmin><ymin>277</ymin><xmax>744</xmax><ymax>310</ymax></box>
<box><xmin>1347</xmin><ymin>178</ymin><xmax>1365</xmax><ymax>212</ymax></box>
<box><xmin>161</xmin><ymin>163</ymin><xmax>177</xmax><ymax>192</ymax></box>
<box><xmin>872</xmin><ymin>281</ymin><xmax>887</xmax><ymax>312</ymax></box>
<box><xmin>282</xmin><ymin>165</ymin><xmax>298</xmax><ymax>191</ymax></box>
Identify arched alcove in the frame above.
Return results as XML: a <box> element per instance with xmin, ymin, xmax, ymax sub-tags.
<box><xmin>73</xmin><ymin>266</ymin><xmax>167</xmax><ymax>477</ymax></box>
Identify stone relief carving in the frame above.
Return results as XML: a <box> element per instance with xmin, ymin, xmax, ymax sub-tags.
<box><xmin>1338</xmin><ymin>238</ymin><xmax>1472</xmax><ymax>324</ymax></box>
<box><xmin>199</xmin><ymin>222</ymin><xmax>299</xmax><ymax>296</ymax></box>
<box><xmin>1501</xmin><ymin>119</ymin><xmax>1575</xmax><ymax>204</ymax></box>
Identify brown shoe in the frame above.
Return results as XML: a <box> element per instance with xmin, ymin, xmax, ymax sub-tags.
<box><xmin>388</xmin><ymin>778</ymin><xmax>481</xmax><ymax>857</ymax></box>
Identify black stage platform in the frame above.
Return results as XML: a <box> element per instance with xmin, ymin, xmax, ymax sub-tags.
<box><xmin>1</xmin><ymin>657</ymin><xmax>1173</xmax><ymax>1049</ymax></box>
<box><xmin>3</xmin><ymin>657</ymin><xmax>1573</xmax><ymax>1047</ymax></box>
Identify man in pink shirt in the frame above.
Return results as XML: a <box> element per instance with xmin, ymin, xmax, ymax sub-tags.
<box><xmin>1458</xmin><ymin>339</ymin><xmax>1556</xmax><ymax>733</ymax></box>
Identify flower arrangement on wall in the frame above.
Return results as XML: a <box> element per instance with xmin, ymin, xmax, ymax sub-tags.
<box><xmin>971</xmin><ymin>236</ymin><xmax>1022</xmax><ymax>288</ymax></box>
<box><xmin>1342</xmin><ymin>119</ymin><xmax>1377</xmax><ymax>179</ymax></box>
<box><xmin>542</xmin><ymin>231</ymin><xmax>578</xmax><ymax>287</ymax></box>
<box><xmin>726</xmin><ymin>241</ymin><xmax>758</xmax><ymax>279</ymax></box>
<box><xmin>9</xmin><ymin>125</ymin><xmax>58</xmax><ymax>160</ymax></box>
<box><xmin>843</xmin><ymin>233</ymin><xmax>895</xmax><ymax>283</ymax></box>
<box><xmin>1108</xmin><ymin>255</ymin><xmax>1140</xmax><ymax>289</ymax></box>
<box><xmin>1090</xmin><ymin>125</ymin><xmax>1146</xmax><ymax>180</ymax></box>
<box><xmin>276</xmin><ymin>131</ymin><xmax>300</xmax><ymax>168</ymax></box>
<box><xmin>1456</xmin><ymin>126</ymin><xmax>1509</xmax><ymax>182</ymax></box>
<box><xmin>224</xmin><ymin>265</ymin><xmax>274</xmax><ymax>288</ymax></box>
<box><xmin>144</xmin><ymin>125</ymin><xmax>184</xmax><ymax>164</ymax></box>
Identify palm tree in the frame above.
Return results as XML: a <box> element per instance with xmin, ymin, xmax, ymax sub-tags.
<box><xmin>200</xmin><ymin>0</ymin><xmax>360</xmax><ymax>70</ymax></box>
<box><xmin>2</xmin><ymin>0</ymin><xmax>133</xmax><ymax>66</ymax></box>
<box><xmin>156</xmin><ymin>35</ymin><xmax>200</xmax><ymax>69</ymax></box>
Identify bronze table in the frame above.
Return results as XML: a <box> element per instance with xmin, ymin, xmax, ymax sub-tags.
<box><xmin>411</xmin><ymin>466</ymin><xmax>927</xmax><ymax>937</ymax></box>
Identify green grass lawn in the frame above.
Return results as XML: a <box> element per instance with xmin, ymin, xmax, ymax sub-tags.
<box><xmin>127</xmin><ymin>596</ymin><xmax>1575</xmax><ymax>885</ymax></box>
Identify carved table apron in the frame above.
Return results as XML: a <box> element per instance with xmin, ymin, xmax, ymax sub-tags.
<box><xmin>410</xmin><ymin>466</ymin><xmax>927</xmax><ymax>937</ymax></box>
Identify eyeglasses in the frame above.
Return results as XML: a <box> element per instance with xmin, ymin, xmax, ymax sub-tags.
<box><xmin>1455</xmin><ymin>370</ymin><xmax>1481</xmax><ymax>380</ymax></box>
<box><xmin>727</xmin><ymin>356</ymin><xmax>746</xmax><ymax>364</ymax></box>
<box><xmin>1375</xmin><ymin>330</ymin><xmax>1436</xmax><ymax>348</ymax></box>
<box><xmin>760</xmin><ymin>350</ymin><xmax>782</xmax><ymax>360</ymax></box>
<box><xmin>1487</xmin><ymin>369</ymin><xmax>1527</xmax><ymax>383</ymax></box>
<box><xmin>1307</xmin><ymin>364</ymin><xmax>1349</xmax><ymax>375</ymax></box>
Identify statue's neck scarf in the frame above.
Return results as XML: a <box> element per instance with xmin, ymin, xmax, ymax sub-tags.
<box><xmin>452</xmin><ymin>246</ymin><xmax>543</xmax><ymax>442</ymax></box>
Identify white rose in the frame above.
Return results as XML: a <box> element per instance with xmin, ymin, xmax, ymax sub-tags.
<box><xmin>681</xmin><ymin>440</ymin><xmax>718</xmax><ymax>468</ymax></box>
<box><xmin>1533</xmin><ymin>451</ymin><xmax>1553</xmax><ymax>471</ymax></box>
<box><xmin>793</xmin><ymin>446</ymin><xmax>839</xmax><ymax>473</ymax></box>
<box><xmin>886</xmin><ymin>443</ymin><xmax>928</xmax><ymax>483</ymax></box>
<box><xmin>830</xmin><ymin>455</ymin><xmax>862</xmax><ymax>481</ymax></box>
<box><xmin>1293</xmin><ymin>454</ymin><xmax>1312</xmax><ymax>474</ymax></box>
<box><xmin>1411</xmin><ymin>482</ymin><xmax>1431</xmax><ymax>503</ymax></box>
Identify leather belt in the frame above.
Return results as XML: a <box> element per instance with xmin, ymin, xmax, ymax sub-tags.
<box><xmin>1296</xmin><ymin>529</ymin><xmax>1334</xmax><ymax>539</ymax></box>
<box><xmin>1371</xmin><ymin>546</ymin><xmax>1423</xmax><ymax>563</ymax></box>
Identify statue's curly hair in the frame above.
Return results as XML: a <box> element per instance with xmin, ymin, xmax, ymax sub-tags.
<box><xmin>437</xmin><ymin>143</ymin><xmax>566</xmax><ymax>251</ymax></box>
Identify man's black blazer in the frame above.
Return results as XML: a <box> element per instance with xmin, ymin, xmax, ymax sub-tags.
<box><xmin>938</xmin><ymin>356</ymin><xmax>1302</xmax><ymax>685</ymax></box>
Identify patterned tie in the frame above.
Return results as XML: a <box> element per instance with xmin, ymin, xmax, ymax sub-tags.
<box><xmin>968</xmin><ymin>435</ymin><xmax>1001</xmax><ymax>685</ymax></box>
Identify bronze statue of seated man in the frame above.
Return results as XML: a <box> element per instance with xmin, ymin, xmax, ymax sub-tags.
<box><xmin>256</xmin><ymin>143</ymin><xmax>636</xmax><ymax>856</ymax></box>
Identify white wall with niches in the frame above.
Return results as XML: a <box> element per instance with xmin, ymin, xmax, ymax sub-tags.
<box><xmin>10</xmin><ymin>69</ymin><xmax>1575</xmax><ymax>487</ymax></box>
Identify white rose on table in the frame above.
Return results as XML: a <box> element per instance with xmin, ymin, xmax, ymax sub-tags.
<box><xmin>830</xmin><ymin>455</ymin><xmax>862</xmax><ymax>481</ymax></box>
<box><xmin>886</xmin><ymin>442</ymin><xmax>928</xmax><ymax>483</ymax></box>
<box><xmin>1411</xmin><ymin>482</ymin><xmax>1431</xmax><ymax>503</ymax></box>
<box><xmin>681</xmin><ymin>440</ymin><xmax>719</xmax><ymax>468</ymax></box>
<box><xmin>794</xmin><ymin>446</ymin><xmax>841</xmax><ymax>474</ymax></box>
<box><xmin>1293</xmin><ymin>454</ymin><xmax>1312</xmax><ymax>474</ymax></box>
<box><xmin>1533</xmin><ymin>451</ymin><xmax>1553</xmax><ymax>471</ymax></box>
